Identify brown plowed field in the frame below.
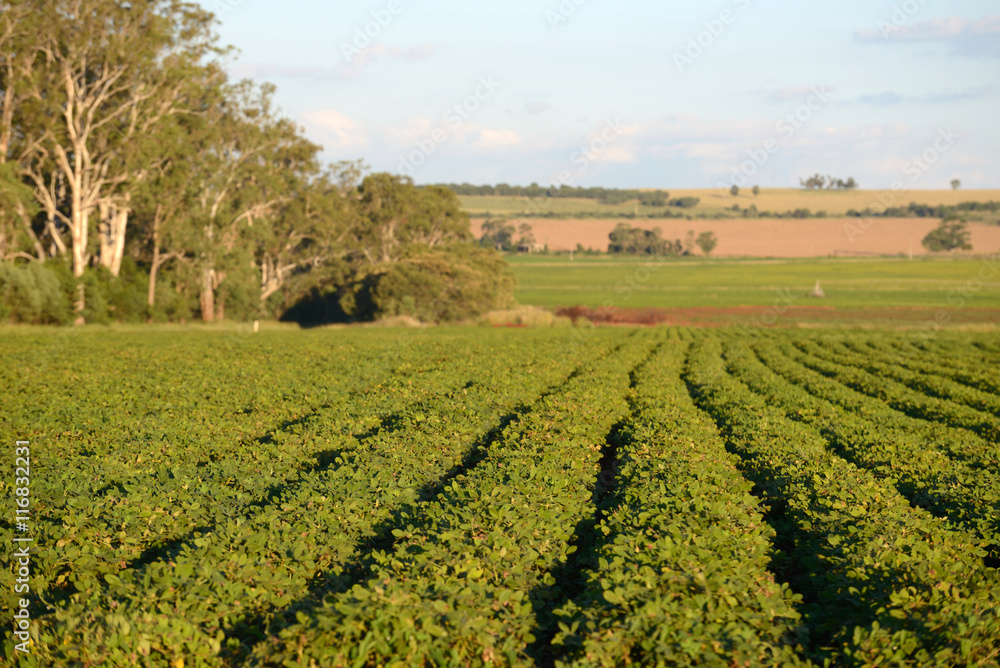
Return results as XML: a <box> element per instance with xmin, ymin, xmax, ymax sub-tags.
<box><xmin>471</xmin><ymin>218</ymin><xmax>1000</xmax><ymax>257</ymax></box>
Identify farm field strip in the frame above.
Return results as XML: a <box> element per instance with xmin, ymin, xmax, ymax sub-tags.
<box><xmin>253</xmin><ymin>334</ymin><xmax>659</xmax><ymax>666</ymax></box>
<box><xmin>550</xmin><ymin>341</ymin><xmax>806</xmax><ymax>667</ymax></box>
<box><xmin>725</xmin><ymin>338</ymin><xmax>1000</xmax><ymax>555</ymax></box>
<box><xmin>19</xmin><ymin>332</ymin><xmax>618</xmax><ymax>666</ymax></box>
<box><xmin>22</xmin><ymin>343</ymin><xmax>485</xmax><ymax>576</ymax></box>
<box><xmin>975</xmin><ymin>341</ymin><xmax>1000</xmax><ymax>358</ymax></box>
<box><xmin>862</xmin><ymin>338</ymin><xmax>1000</xmax><ymax>398</ymax></box>
<box><xmin>767</xmin><ymin>340</ymin><xmax>1000</xmax><ymax>470</ymax></box>
<box><xmin>7</xmin><ymin>335</ymin><xmax>555</xmax><ymax>612</ymax></box>
<box><xmin>906</xmin><ymin>336</ymin><xmax>1000</xmax><ymax>367</ymax></box>
<box><xmin>685</xmin><ymin>337</ymin><xmax>1000</xmax><ymax>664</ymax></box>
<box><xmin>3</xmin><ymin>327</ymin><xmax>1000</xmax><ymax>666</ymax></box>
<box><xmin>790</xmin><ymin>339</ymin><xmax>1000</xmax><ymax>444</ymax></box>
<box><xmin>833</xmin><ymin>339</ymin><xmax>1000</xmax><ymax>419</ymax></box>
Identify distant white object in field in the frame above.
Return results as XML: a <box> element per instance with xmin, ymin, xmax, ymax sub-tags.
<box><xmin>810</xmin><ymin>280</ymin><xmax>826</xmax><ymax>299</ymax></box>
<box><xmin>253</xmin><ymin>320</ymin><xmax>259</xmax><ymax>333</ymax></box>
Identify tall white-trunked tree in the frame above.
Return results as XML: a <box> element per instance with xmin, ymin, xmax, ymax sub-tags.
<box><xmin>21</xmin><ymin>0</ymin><xmax>216</xmax><ymax>321</ymax></box>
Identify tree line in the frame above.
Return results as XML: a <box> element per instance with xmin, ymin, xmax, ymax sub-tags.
<box><xmin>799</xmin><ymin>174</ymin><xmax>858</xmax><ymax>190</ymax></box>
<box><xmin>434</xmin><ymin>183</ymin><xmax>671</xmax><ymax>206</ymax></box>
<box><xmin>608</xmin><ymin>223</ymin><xmax>717</xmax><ymax>256</ymax></box>
<box><xmin>0</xmin><ymin>0</ymin><xmax>512</xmax><ymax>325</ymax></box>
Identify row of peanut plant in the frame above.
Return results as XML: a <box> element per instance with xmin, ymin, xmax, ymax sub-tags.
<box><xmin>550</xmin><ymin>339</ymin><xmax>808</xmax><ymax>667</ymax></box>
<box><xmin>3</xmin><ymin>327</ymin><xmax>1000</xmax><ymax>666</ymax></box>
<box><xmin>722</xmin><ymin>336</ymin><xmax>1000</xmax><ymax>559</ymax></box>
<box><xmin>252</xmin><ymin>332</ymin><xmax>658</xmax><ymax>666</ymax></box>
<box><xmin>789</xmin><ymin>337</ymin><xmax>1000</xmax><ymax>444</ymax></box>
<box><xmin>685</xmin><ymin>336</ymin><xmax>1000</xmax><ymax>665</ymax></box>
<box><xmin>3</xmin><ymin>328</ymin><xmax>620</xmax><ymax>665</ymax></box>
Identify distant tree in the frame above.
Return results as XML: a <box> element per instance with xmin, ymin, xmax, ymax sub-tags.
<box><xmin>696</xmin><ymin>231</ymin><xmax>718</xmax><ymax>255</ymax></box>
<box><xmin>752</xmin><ymin>185</ymin><xmax>760</xmax><ymax>196</ymax></box>
<box><xmin>669</xmin><ymin>197</ymin><xmax>700</xmax><ymax>208</ymax></box>
<box><xmin>922</xmin><ymin>219</ymin><xmax>972</xmax><ymax>252</ymax></box>
<box><xmin>684</xmin><ymin>230</ymin><xmax>696</xmax><ymax>254</ymax></box>
<box><xmin>608</xmin><ymin>223</ymin><xmax>677</xmax><ymax>255</ymax></box>
<box><xmin>516</xmin><ymin>222</ymin><xmax>536</xmax><ymax>250</ymax></box>
<box><xmin>364</xmin><ymin>245</ymin><xmax>515</xmax><ymax>322</ymax></box>
<box><xmin>800</xmin><ymin>174</ymin><xmax>856</xmax><ymax>190</ymax></box>
<box><xmin>951</xmin><ymin>178</ymin><xmax>962</xmax><ymax>191</ymax></box>
<box><xmin>730</xmin><ymin>185</ymin><xmax>740</xmax><ymax>196</ymax></box>
<box><xmin>800</xmin><ymin>174</ymin><xmax>826</xmax><ymax>190</ymax></box>
<box><xmin>638</xmin><ymin>191</ymin><xmax>668</xmax><ymax>207</ymax></box>
<box><xmin>479</xmin><ymin>219</ymin><xmax>515</xmax><ymax>251</ymax></box>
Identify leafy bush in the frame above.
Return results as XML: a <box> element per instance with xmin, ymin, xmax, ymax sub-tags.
<box><xmin>0</xmin><ymin>262</ymin><xmax>71</xmax><ymax>324</ymax></box>
<box><xmin>670</xmin><ymin>196</ymin><xmax>700</xmax><ymax>208</ymax></box>
<box><xmin>349</xmin><ymin>245</ymin><xmax>516</xmax><ymax>323</ymax></box>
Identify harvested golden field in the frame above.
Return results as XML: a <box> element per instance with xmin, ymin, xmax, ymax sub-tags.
<box><xmin>460</xmin><ymin>189</ymin><xmax>1000</xmax><ymax>220</ymax></box>
<box><xmin>470</xmin><ymin>217</ymin><xmax>1000</xmax><ymax>257</ymax></box>
<box><xmin>667</xmin><ymin>188</ymin><xmax>1000</xmax><ymax>217</ymax></box>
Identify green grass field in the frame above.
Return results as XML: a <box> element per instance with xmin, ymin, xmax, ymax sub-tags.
<box><xmin>506</xmin><ymin>255</ymin><xmax>1000</xmax><ymax>313</ymax></box>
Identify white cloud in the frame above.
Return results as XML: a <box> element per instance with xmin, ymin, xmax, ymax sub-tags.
<box><xmin>524</xmin><ymin>101</ymin><xmax>550</xmax><ymax>115</ymax></box>
<box><xmin>335</xmin><ymin>44</ymin><xmax>436</xmax><ymax>80</ymax></box>
<box><xmin>765</xmin><ymin>85</ymin><xmax>836</xmax><ymax>102</ymax></box>
<box><xmin>299</xmin><ymin>109</ymin><xmax>368</xmax><ymax>151</ymax></box>
<box><xmin>473</xmin><ymin>129</ymin><xmax>523</xmax><ymax>149</ymax></box>
<box><xmin>855</xmin><ymin>16</ymin><xmax>1000</xmax><ymax>57</ymax></box>
<box><xmin>857</xmin><ymin>15</ymin><xmax>1000</xmax><ymax>41</ymax></box>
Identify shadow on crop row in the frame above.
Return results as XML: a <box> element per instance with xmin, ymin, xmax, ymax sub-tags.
<box><xmin>224</xmin><ymin>351</ymin><xmax>612</xmax><ymax>664</ymax></box>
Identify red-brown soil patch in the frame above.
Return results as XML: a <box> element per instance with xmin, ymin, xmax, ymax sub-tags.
<box><xmin>556</xmin><ymin>305</ymin><xmax>1000</xmax><ymax>328</ymax></box>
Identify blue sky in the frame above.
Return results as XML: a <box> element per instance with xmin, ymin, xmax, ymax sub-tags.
<box><xmin>200</xmin><ymin>0</ymin><xmax>1000</xmax><ymax>189</ymax></box>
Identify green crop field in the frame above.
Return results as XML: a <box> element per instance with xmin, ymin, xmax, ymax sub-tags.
<box><xmin>506</xmin><ymin>255</ymin><xmax>1000</xmax><ymax>316</ymax></box>
<box><xmin>3</xmin><ymin>326</ymin><xmax>1000</xmax><ymax>666</ymax></box>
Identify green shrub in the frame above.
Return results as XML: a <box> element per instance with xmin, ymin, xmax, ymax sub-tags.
<box><xmin>0</xmin><ymin>261</ymin><xmax>71</xmax><ymax>324</ymax></box>
<box><xmin>362</xmin><ymin>245</ymin><xmax>516</xmax><ymax>322</ymax></box>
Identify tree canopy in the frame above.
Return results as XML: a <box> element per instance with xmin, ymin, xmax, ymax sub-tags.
<box><xmin>0</xmin><ymin>0</ymin><xmax>512</xmax><ymax>324</ymax></box>
<box><xmin>922</xmin><ymin>219</ymin><xmax>973</xmax><ymax>253</ymax></box>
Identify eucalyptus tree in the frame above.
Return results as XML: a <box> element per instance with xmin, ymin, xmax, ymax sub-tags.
<box><xmin>0</xmin><ymin>2</ymin><xmax>48</xmax><ymax>261</ymax></box>
<box><xmin>17</xmin><ymin>0</ymin><xmax>218</xmax><ymax>320</ymax></box>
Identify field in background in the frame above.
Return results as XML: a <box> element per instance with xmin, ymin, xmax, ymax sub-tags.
<box><xmin>460</xmin><ymin>188</ymin><xmax>1000</xmax><ymax>220</ymax></box>
<box><xmin>472</xmin><ymin>217</ymin><xmax>1000</xmax><ymax>256</ymax></box>
<box><xmin>507</xmin><ymin>255</ymin><xmax>1000</xmax><ymax>327</ymax></box>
